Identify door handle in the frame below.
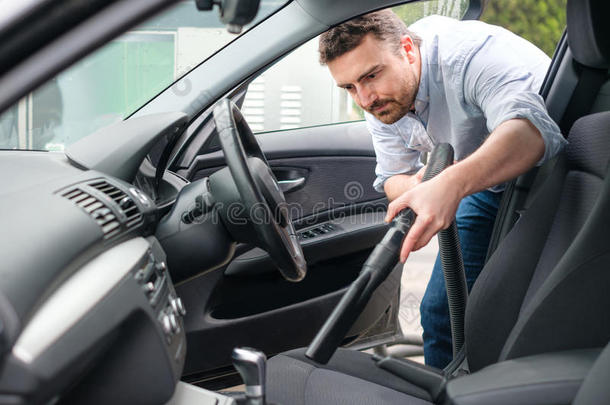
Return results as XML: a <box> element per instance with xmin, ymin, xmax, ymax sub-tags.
<box><xmin>278</xmin><ymin>177</ymin><xmax>305</xmax><ymax>193</ymax></box>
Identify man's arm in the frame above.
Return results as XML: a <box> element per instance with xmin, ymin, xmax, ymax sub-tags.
<box><xmin>385</xmin><ymin>35</ymin><xmax>565</xmax><ymax>263</ymax></box>
<box><xmin>366</xmin><ymin>112</ymin><xmax>425</xmax><ymax>198</ymax></box>
<box><xmin>383</xmin><ymin>166</ymin><xmax>426</xmax><ymax>201</ymax></box>
<box><xmin>385</xmin><ymin>118</ymin><xmax>544</xmax><ymax>262</ymax></box>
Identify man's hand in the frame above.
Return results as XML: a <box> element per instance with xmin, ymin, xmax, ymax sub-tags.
<box><xmin>383</xmin><ymin>165</ymin><xmax>426</xmax><ymax>201</ymax></box>
<box><xmin>384</xmin><ymin>118</ymin><xmax>545</xmax><ymax>263</ymax></box>
<box><xmin>385</xmin><ymin>173</ymin><xmax>462</xmax><ymax>263</ymax></box>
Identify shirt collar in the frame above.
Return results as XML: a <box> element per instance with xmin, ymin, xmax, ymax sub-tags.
<box><xmin>413</xmin><ymin>40</ymin><xmax>429</xmax><ymax>113</ymax></box>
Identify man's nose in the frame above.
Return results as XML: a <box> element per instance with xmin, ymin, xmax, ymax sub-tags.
<box><xmin>358</xmin><ymin>85</ymin><xmax>377</xmax><ymax>109</ymax></box>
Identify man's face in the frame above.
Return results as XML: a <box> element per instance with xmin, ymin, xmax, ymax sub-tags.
<box><xmin>328</xmin><ymin>34</ymin><xmax>420</xmax><ymax>125</ymax></box>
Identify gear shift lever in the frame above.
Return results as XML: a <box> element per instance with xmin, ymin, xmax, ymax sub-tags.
<box><xmin>232</xmin><ymin>347</ymin><xmax>267</xmax><ymax>405</ymax></box>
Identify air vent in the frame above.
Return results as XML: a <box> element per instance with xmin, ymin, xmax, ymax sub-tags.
<box><xmin>62</xmin><ymin>188</ymin><xmax>121</xmax><ymax>239</ymax></box>
<box><xmin>89</xmin><ymin>180</ymin><xmax>143</xmax><ymax>228</ymax></box>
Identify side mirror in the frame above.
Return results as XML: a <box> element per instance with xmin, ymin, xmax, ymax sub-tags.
<box><xmin>195</xmin><ymin>0</ymin><xmax>261</xmax><ymax>34</ymax></box>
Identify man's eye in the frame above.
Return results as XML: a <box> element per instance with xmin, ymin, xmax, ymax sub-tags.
<box><xmin>368</xmin><ymin>73</ymin><xmax>377</xmax><ymax>79</ymax></box>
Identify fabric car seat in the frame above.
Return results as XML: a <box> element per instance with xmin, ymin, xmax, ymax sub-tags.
<box><xmin>265</xmin><ymin>110</ymin><xmax>610</xmax><ymax>405</ymax></box>
<box><xmin>266</xmin><ymin>1</ymin><xmax>610</xmax><ymax>404</ymax></box>
<box><xmin>571</xmin><ymin>341</ymin><xmax>610</xmax><ymax>405</ymax></box>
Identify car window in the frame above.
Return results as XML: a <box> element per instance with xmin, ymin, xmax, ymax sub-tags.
<box><xmin>0</xmin><ymin>0</ymin><xmax>288</xmax><ymax>151</ymax></box>
<box><xmin>243</xmin><ymin>0</ymin><xmax>471</xmax><ymax>134</ymax></box>
<box><xmin>479</xmin><ymin>0</ymin><xmax>566</xmax><ymax>57</ymax></box>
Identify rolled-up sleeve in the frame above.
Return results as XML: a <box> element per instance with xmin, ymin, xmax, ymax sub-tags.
<box><xmin>365</xmin><ymin>114</ymin><xmax>424</xmax><ymax>192</ymax></box>
<box><xmin>463</xmin><ymin>38</ymin><xmax>567</xmax><ymax>165</ymax></box>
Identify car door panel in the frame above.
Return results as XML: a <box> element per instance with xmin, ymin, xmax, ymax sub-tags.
<box><xmin>273</xmin><ymin>166</ymin><xmax>309</xmax><ymax>193</ymax></box>
<box><xmin>175</xmin><ymin>120</ymin><xmax>402</xmax><ymax>384</ymax></box>
<box><xmin>226</xmin><ymin>211</ymin><xmax>388</xmax><ymax>277</ymax></box>
<box><xmin>183</xmin><ymin>121</ymin><xmax>378</xmax><ymax>175</ymax></box>
<box><xmin>177</xmin><ymin>251</ymin><xmax>402</xmax><ymax>379</ymax></box>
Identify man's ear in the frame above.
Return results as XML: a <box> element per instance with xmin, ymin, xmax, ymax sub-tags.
<box><xmin>400</xmin><ymin>35</ymin><xmax>417</xmax><ymax>63</ymax></box>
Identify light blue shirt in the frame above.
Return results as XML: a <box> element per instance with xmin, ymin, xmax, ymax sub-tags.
<box><xmin>366</xmin><ymin>16</ymin><xmax>567</xmax><ymax>193</ymax></box>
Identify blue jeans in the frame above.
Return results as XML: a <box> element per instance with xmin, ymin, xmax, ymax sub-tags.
<box><xmin>420</xmin><ymin>190</ymin><xmax>503</xmax><ymax>369</ymax></box>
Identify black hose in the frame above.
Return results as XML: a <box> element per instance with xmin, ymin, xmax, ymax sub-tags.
<box><xmin>305</xmin><ymin>143</ymin><xmax>461</xmax><ymax>364</ymax></box>
<box><xmin>411</xmin><ymin>144</ymin><xmax>467</xmax><ymax>357</ymax></box>
<box><xmin>424</xmin><ymin>144</ymin><xmax>468</xmax><ymax>357</ymax></box>
<box><xmin>420</xmin><ymin>144</ymin><xmax>454</xmax><ymax>181</ymax></box>
<box><xmin>422</xmin><ymin>144</ymin><xmax>468</xmax><ymax>357</ymax></box>
<box><xmin>438</xmin><ymin>221</ymin><xmax>467</xmax><ymax>357</ymax></box>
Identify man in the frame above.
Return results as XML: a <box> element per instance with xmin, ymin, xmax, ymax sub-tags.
<box><xmin>319</xmin><ymin>10</ymin><xmax>566</xmax><ymax>368</ymax></box>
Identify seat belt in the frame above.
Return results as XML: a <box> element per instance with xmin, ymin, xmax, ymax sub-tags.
<box><xmin>559</xmin><ymin>65</ymin><xmax>608</xmax><ymax>136</ymax></box>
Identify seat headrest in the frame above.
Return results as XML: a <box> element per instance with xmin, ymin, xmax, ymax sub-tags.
<box><xmin>567</xmin><ymin>0</ymin><xmax>610</xmax><ymax>69</ymax></box>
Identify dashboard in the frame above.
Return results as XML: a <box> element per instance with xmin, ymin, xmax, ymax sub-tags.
<box><xmin>0</xmin><ymin>115</ymin><xmax>191</xmax><ymax>404</ymax></box>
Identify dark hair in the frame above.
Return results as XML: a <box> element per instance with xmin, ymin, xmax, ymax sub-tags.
<box><xmin>319</xmin><ymin>9</ymin><xmax>422</xmax><ymax>65</ymax></box>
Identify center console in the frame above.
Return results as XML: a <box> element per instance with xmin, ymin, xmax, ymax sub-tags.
<box><xmin>2</xmin><ymin>236</ymin><xmax>189</xmax><ymax>405</ymax></box>
<box><xmin>135</xmin><ymin>238</ymin><xmax>187</xmax><ymax>376</ymax></box>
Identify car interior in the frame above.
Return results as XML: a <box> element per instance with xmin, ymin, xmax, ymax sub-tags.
<box><xmin>0</xmin><ymin>0</ymin><xmax>609</xmax><ymax>404</ymax></box>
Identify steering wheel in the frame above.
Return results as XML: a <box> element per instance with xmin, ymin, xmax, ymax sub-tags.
<box><xmin>212</xmin><ymin>99</ymin><xmax>307</xmax><ymax>282</ymax></box>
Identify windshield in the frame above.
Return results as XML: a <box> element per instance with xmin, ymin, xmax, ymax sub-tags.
<box><xmin>0</xmin><ymin>0</ymin><xmax>287</xmax><ymax>151</ymax></box>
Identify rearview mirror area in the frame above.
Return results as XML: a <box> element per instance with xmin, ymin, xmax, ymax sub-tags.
<box><xmin>195</xmin><ymin>0</ymin><xmax>261</xmax><ymax>34</ymax></box>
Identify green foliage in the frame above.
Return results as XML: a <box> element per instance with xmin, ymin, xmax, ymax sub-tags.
<box><xmin>394</xmin><ymin>0</ymin><xmax>470</xmax><ymax>25</ymax></box>
<box><xmin>392</xmin><ymin>0</ymin><xmax>566</xmax><ymax>57</ymax></box>
<box><xmin>480</xmin><ymin>0</ymin><xmax>566</xmax><ymax>56</ymax></box>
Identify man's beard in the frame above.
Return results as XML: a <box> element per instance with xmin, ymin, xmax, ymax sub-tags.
<box><xmin>366</xmin><ymin>98</ymin><xmax>412</xmax><ymax>124</ymax></box>
<box><xmin>366</xmin><ymin>70</ymin><xmax>418</xmax><ymax>124</ymax></box>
